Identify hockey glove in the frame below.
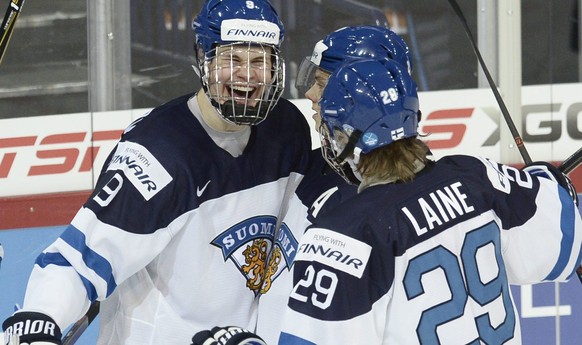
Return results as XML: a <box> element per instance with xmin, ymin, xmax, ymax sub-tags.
<box><xmin>2</xmin><ymin>311</ymin><xmax>62</xmax><ymax>345</ymax></box>
<box><xmin>522</xmin><ymin>161</ymin><xmax>578</xmax><ymax>205</ymax></box>
<box><xmin>191</xmin><ymin>326</ymin><xmax>267</xmax><ymax>345</ymax></box>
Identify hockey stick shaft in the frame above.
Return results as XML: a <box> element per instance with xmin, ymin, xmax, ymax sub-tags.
<box><xmin>61</xmin><ymin>301</ymin><xmax>100</xmax><ymax>345</ymax></box>
<box><xmin>559</xmin><ymin>146</ymin><xmax>582</xmax><ymax>174</ymax></box>
<box><xmin>446</xmin><ymin>0</ymin><xmax>582</xmax><ymax>283</ymax></box>
<box><xmin>0</xmin><ymin>0</ymin><xmax>25</xmax><ymax>65</ymax></box>
<box><xmin>446</xmin><ymin>0</ymin><xmax>532</xmax><ymax>165</ymax></box>
<box><xmin>448</xmin><ymin>0</ymin><xmax>582</xmax><ymax>175</ymax></box>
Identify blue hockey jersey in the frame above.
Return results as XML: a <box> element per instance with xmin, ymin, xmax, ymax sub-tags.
<box><xmin>279</xmin><ymin>155</ymin><xmax>582</xmax><ymax>345</ymax></box>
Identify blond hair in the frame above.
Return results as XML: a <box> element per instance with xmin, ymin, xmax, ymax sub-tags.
<box><xmin>357</xmin><ymin>137</ymin><xmax>430</xmax><ymax>183</ymax></box>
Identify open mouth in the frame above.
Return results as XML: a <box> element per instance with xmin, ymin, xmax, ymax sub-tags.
<box><xmin>229</xmin><ymin>84</ymin><xmax>257</xmax><ymax>104</ymax></box>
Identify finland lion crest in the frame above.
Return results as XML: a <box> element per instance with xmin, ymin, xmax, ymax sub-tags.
<box><xmin>212</xmin><ymin>215</ymin><xmax>298</xmax><ymax>295</ymax></box>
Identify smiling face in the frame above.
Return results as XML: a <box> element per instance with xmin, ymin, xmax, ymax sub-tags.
<box><xmin>207</xmin><ymin>43</ymin><xmax>273</xmax><ymax>107</ymax></box>
<box><xmin>200</xmin><ymin>42</ymin><xmax>284</xmax><ymax>125</ymax></box>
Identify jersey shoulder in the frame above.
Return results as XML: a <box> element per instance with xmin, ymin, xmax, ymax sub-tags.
<box><xmin>297</xmin><ymin>150</ymin><xmax>358</xmax><ymax>222</ymax></box>
<box><xmin>122</xmin><ymin>93</ymin><xmax>200</xmax><ymax>147</ymax></box>
<box><xmin>261</xmin><ymin>98</ymin><xmax>311</xmax><ymax>136</ymax></box>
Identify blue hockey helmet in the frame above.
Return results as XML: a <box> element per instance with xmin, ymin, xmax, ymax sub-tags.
<box><xmin>319</xmin><ymin>58</ymin><xmax>419</xmax><ymax>182</ymax></box>
<box><xmin>192</xmin><ymin>0</ymin><xmax>286</xmax><ymax>125</ymax></box>
<box><xmin>193</xmin><ymin>0</ymin><xmax>285</xmax><ymax>59</ymax></box>
<box><xmin>296</xmin><ymin>25</ymin><xmax>413</xmax><ymax>95</ymax></box>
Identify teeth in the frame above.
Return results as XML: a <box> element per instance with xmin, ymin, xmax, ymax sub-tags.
<box><xmin>231</xmin><ymin>85</ymin><xmax>254</xmax><ymax>92</ymax></box>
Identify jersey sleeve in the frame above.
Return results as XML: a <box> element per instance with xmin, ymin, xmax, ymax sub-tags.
<box><xmin>476</xmin><ymin>156</ymin><xmax>582</xmax><ymax>284</ymax></box>
<box><xmin>21</xmin><ymin>138</ymin><xmax>179</xmax><ymax>330</ymax></box>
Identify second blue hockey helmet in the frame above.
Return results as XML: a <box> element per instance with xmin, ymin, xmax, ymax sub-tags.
<box><xmin>319</xmin><ymin>58</ymin><xmax>419</xmax><ymax>180</ymax></box>
<box><xmin>296</xmin><ymin>25</ymin><xmax>413</xmax><ymax>95</ymax></box>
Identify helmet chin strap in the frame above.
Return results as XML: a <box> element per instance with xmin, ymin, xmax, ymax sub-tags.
<box><xmin>192</xmin><ymin>64</ymin><xmax>202</xmax><ymax>79</ymax></box>
<box><xmin>333</xmin><ymin>129</ymin><xmax>363</xmax><ymax>185</ymax></box>
<box><xmin>346</xmin><ymin>150</ymin><xmax>363</xmax><ymax>183</ymax></box>
<box><xmin>219</xmin><ymin>99</ymin><xmax>265</xmax><ymax>125</ymax></box>
<box><xmin>336</xmin><ymin>129</ymin><xmax>362</xmax><ymax>162</ymax></box>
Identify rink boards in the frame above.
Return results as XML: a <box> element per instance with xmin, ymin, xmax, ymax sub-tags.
<box><xmin>2</xmin><ymin>84</ymin><xmax>582</xmax><ymax>343</ymax></box>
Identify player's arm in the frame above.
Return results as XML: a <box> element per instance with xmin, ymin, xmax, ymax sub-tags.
<box><xmin>2</xmin><ymin>150</ymin><xmax>178</xmax><ymax>343</ymax></box>
<box><xmin>479</xmin><ymin>157</ymin><xmax>582</xmax><ymax>283</ymax></box>
<box><xmin>522</xmin><ymin>161</ymin><xmax>578</xmax><ymax>205</ymax></box>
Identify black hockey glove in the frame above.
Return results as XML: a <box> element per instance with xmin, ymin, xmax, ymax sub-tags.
<box><xmin>2</xmin><ymin>311</ymin><xmax>62</xmax><ymax>345</ymax></box>
<box><xmin>522</xmin><ymin>161</ymin><xmax>578</xmax><ymax>205</ymax></box>
<box><xmin>191</xmin><ymin>326</ymin><xmax>267</xmax><ymax>345</ymax></box>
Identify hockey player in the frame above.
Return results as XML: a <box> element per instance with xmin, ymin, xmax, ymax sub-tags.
<box><xmin>190</xmin><ymin>29</ymin><xmax>582</xmax><ymax>345</ymax></box>
<box><xmin>1</xmin><ymin>1</ymin><xmax>314</xmax><ymax>344</ymax></box>
<box><xmin>189</xmin><ymin>27</ymin><xmax>417</xmax><ymax>345</ymax></box>
<box><xmin>295</xmin><ymin>25</ymin><xmax>415</xmax><ymax>225</ymax></box>
<box><xmin>294</xmin><ymin>25</ymin><xmax>416</xmax><ymax>214</ymax></box>
<box><xmin>277</xmin><ymin>58</ymin><xmax>582</xmax><ymax>344</ymax></box>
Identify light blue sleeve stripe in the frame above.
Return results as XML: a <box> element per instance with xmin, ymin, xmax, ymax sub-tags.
<box><xmin>36</xmin><ymin>225</ymin><xmax>117</xmax><ymax>299</ymax></box>
<box><xmin>278</xmin><ymin>332</ymin><xmax>317</xmax><ymax>345</ymax></box>
<box><xmin>35</xmin><ymin>251</ymin><xmax>99</xmax><ymax>302</ymax></box>
<box><xmin>544</xmin><ymin>187</ymin><xmax>577</xmax><ymax>280</ymax></box>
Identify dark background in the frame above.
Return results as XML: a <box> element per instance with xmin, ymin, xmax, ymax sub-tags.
<box><xmin>0</xmin><ymin>0</ymin><xmax>579</xmax><ymax>118</ymax></box>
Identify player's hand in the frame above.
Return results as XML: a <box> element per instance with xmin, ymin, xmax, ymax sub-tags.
<box><xmin>2</xmin><ymin>311</ymin><xmax>62</xmax><ymax>345</ymax></box>
<box><xmin>191</xmin><ymin>326</ymin><xmax>267</xmax><ymax>345</ymax></box>
<box><xmin>522</xmin><ymin>161</ymin><xmax>578</xmax><ymax>205</ymax></box>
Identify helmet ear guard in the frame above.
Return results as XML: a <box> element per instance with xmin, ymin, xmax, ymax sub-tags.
<box><xmin>192</xmin><ymin>43</ymin><xmax>205</xmax><ymax>76</ymax></box>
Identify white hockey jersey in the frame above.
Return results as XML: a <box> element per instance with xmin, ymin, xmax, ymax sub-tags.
<box><xmin>278</xmin><ymin>155</ymin><xmax>582</xmax><ymax>345</ymax></box>
<box><xmin>20</xmin><ymin>93</ymin><xmax>315</xmax><ymax>345</ymax></box>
